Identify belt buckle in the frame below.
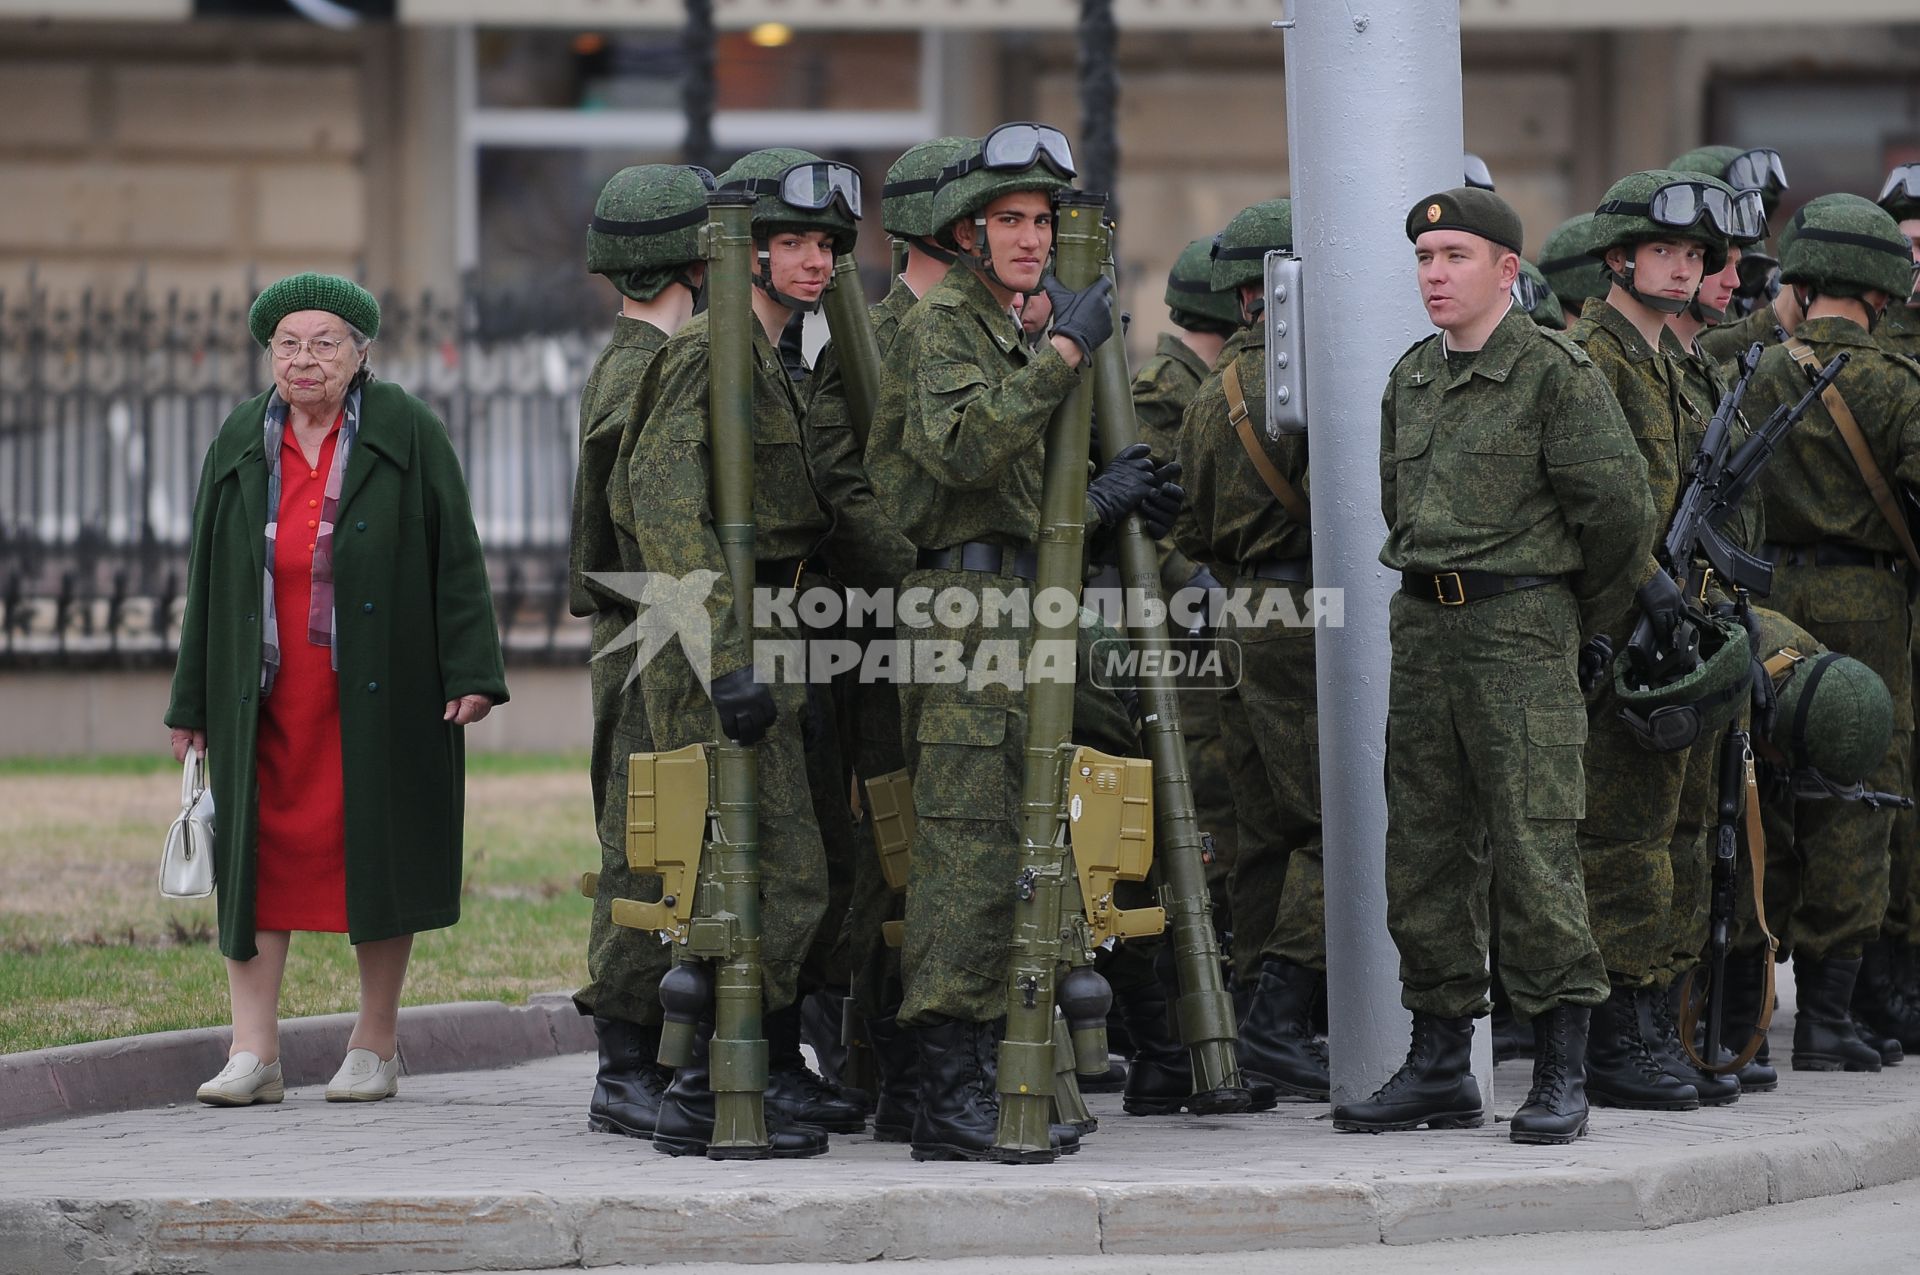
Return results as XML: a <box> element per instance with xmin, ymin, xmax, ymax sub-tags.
<box><xmin>1434</xmin><ymin>571</ymin><xmax>1466</xmax><ymax>606</ymax></box>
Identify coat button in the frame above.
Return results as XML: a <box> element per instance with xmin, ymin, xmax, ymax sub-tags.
<box><xmin>356</xmin><ymin>520</ymin><xmax>367</xmax><ymax>531</ymax></box>
<box><xmin>368</xmin><ymin>681</ymin><xmax>379</xmax><ymax>693</ymax></box>
<box><xmin>245</xmin><ymin>612</ymin><xmax>255</xmax><ymax>622</ymax></box>
<box><xmin>362</xmin><ymin>602</ymin><xmax>374</xmax><ymax>614</ymax></box>
<box><xmin>240</xmin><ymin>692</ymin><xmax>249</xmax><ymax>703</ymax></box>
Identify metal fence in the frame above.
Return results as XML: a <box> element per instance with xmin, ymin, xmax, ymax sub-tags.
<box><xmin>0</xmin><ymin>285</ymin><xmax>599</xmax><ymax>666</ymax></box>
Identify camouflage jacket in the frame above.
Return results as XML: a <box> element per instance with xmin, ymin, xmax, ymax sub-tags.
<box><xmin>1131</xmin><ymin>331</ymin><xmax>1211</xmax><ymax>463</ymax></box>
<box><xmin>1751</xmin><ymin>314</ymin><xmax>1920</xmax><ymax>553</ymax></box>
<box><xmin>805</xmin><ymin>279</ymin><xmax>920</xmax><ymax>591</ymax></box>
<box><xmin>1173</xmin><ymin>321</ymin><xmax>1310</xmax><ymax>570</ymax></box>
<box><xmin>1879</xmin><ymin>303</ymin><xmax>1920</xmax><ymax>363</ymax></box>
<box><xmin>570</xmin><ymin>316</ymin><xmax>667</xmax><ymax>615</ymax></box>
<box><xmin>629</xmin><ymin>310</ymin><xmax>832</xmax><ymax>681</ymax></box>
<box><xmin>1699</xmin><ymin>299</ymin><xmax>1783</xmax><ymax>367</ymax></box>
<box><xmin>1378</xmin><ymin>305</ymin><xmax>1656</xmax><ymax>638</ymax></box>
<box><xmin>1570</xmin><ymin>299</ymin><xmax>1693</xmax><ymax>537</ymax></box>
<box><xmin>866</xmin><ymin>262</ymin><xmax>1080</xmax><ymax>549</ymax></box>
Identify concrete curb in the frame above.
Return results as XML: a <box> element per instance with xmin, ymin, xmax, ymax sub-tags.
<box><xmin>4</xmin><ymin>1098</ymin><xmax>1918</xmax><ymax>1272</ymax></box>
<box><xmin>0</xmin><ymin>994</ymin><xmax>594</xmax><ymax>1131</ymax></box>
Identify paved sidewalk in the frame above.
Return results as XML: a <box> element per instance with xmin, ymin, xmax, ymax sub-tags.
<box><xmin>4</xmin><ymin>1008</ymin><xmax>1919</xmax><ymax>1274</ymax></box>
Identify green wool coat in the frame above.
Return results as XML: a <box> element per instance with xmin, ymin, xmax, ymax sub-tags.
<box><xmin>166</xmin><ymin>381</ymin><xmax>509</xmax><ymax>960</ymax></box>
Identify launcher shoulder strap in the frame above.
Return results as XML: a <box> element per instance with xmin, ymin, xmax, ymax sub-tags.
<box><xmin>1223</xmin><ymin>358</ymin><xmax>1310</xmax><ymax>527</ymax></box>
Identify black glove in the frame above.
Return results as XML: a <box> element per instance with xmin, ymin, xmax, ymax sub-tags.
<box><xmin>709</xmin><ymin>666</ymin><xmax>777</xmax><ymax>746</ymax></box>
<box><xmin>1040</xmin><ymin>273</ymin><xmax>1116</xmax><ymax>361</ymax></box>
<box><xmin>1086</xmin><ymin>442</ymin><xmax>1158</xmax><ymax>530</ymax></box>
<box><xmin>1138</xmin><ymin>457</ymin><xmax>1185</xmax><ymax>540</ymax></box>
<box><xmin>1578</xmin><ymin>635</ymin><xmax>1614</xmax><ymax>695</ymax></box>
<box><xmin>1178</xmin><ymin>563</ymin><xmax>1225</xmax><ymax>640</ymax></box>
<box><xmin>1636</xmin><ymin>571</ymin><xmax>1686</xmax><ymax>646</ymax></box>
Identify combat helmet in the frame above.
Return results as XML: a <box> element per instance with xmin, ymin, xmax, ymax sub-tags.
<box><xmin>1879</xmin><ymin>162</ymin><xmax>1920</xmax><ymax>223</ymax></box>
<box><xmin>1773</xmin><ymin>650</ymin><xmax>1894</xmax><ymax>787</ymax></box>
<box><xmin>717</xmin><ymin>148</ymin><xmax>861</xmax><ymax>313</ymax></box>
<box><xmin>883</xmin><ymin>136</ymin><xmax>973</xmax><ymax>246</ymax></box>
<box><xmin>1780</xmin><ymin>193</ymin><xmax>1915</xmax><ymax>309</ymax></box>
<box><xmin>586</xmin><ymin>164</ymin><xmax>714</xmax><ymax>303</ymax></box>
<box><xmin>1209</xmin><ymin>198</ymin><xmax>1292</xmax><ymax>322</ymax></box>
<box><xmin>1670</xmin><ymin>145</ymin><xmax>1789</xmax><ymax>218</ymax></box>
<box><xmin>1590</xmin><ymin>169</ymin><xmax>1752</xmax><ymax>314</ymax></box>
<box><xmin>1165</xmin><ymin>237</ymin><xmax>1241</xmax><ymax>335</ymax></box>
<box><xmin>1512</xmin><ymin>258</ymin><xmax>1566</xmax><ymax>329</ymax></box>
<box><xmin>1537</xmin><ymin>215</ymin><xmax>1610</xmax><ymax>314</ymax></box>
<box><xmin>1613</xmin><ymin>612</ymin><xmax>1754</xmax><ymax>753</ymax></box>
<box><xmin>930</xmin><ymin>122</ymin><xmax>1076</xmax><ymax>286</ymax></box>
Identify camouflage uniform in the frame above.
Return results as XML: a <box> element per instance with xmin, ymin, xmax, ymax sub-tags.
<box><xmin>1380</xmin><ymin>306</ymin><xmax>1655</xmax><ymax>1019</ymax></box>
<box><xmin>629</xmin><ymin>311</ymin><xmax>834</xmax><ymax>1014</ymax></box>
<box><xmin>571</xmin><ymin>316</ymin><xmax>673</xmax><ymax>1025</ymax></box>
<box><xmin>1699</xmin><ymin>300</ymin><xmax>1785</xmax><ymax>367</ymax></box>
<box><xmin>1567</xmin><ymin>298</ymin><xmax>1695</xmax><ymax>987</ymax></box>
<box><xmin>1750</xmin><ymin>314</ymin><xmax>1920</xmax><ymax>959</ymax></box>
<box><xmin>1173</xmin><ymin>320</ymin><xmax>1323</xmax><ymax>982</ymax></box>
<box><xmin>866</xmin><ymin>261</ymin><xmax>1084</xmax><ymax>1026</ymax></box>
<box><xmin>1878</xmin><ymin>303</ymin><xmax>1920</xmax><ymax>949</ymax></box>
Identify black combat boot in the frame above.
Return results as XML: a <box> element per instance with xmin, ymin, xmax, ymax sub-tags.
<box><xmin>908</xmin><ymin>1016</ymin><xmax>1078</xmax><ymax>1161</ymax></box>
<box><xmin>1584</xmin><ymin>983</ymin><xmax>1699</xmax><ymax>1110</ymax></box>
<box><xmin>652</xmin><ymin>1027</ymin><xmax>829</xmax><ymax>1159</ymax></box>
<box><xmin>1792</xmin><ymin>955</ymin><xmax>1883</xmax><ymax>1072</ymax></box>
<box><xmin>1331</xmin><ymin>1012</ymin><xmax>1482</xmax><ymax>1132</ymax></box>
<box><xmin>1649</xmin><ymin>979</ymin><xmax>1739</xmax><ymax>1106</ymax></box>
<box><xmin>587</xmin><ymin>1016</ymin><xmax>673</xmax><ymax>1138</ymax></box>
<box><xmin>1510</xmin><ymin>1004</ymin><xmax>1589</xmax><ymax>1144</ymax></box>
<box><xmin>1720</xmin><ymin>949</ymin><xmax>1778</xmax><ymax>1093</ymax></box>
<box><xmin>1236</xmin><ymin>958</ymin><xmax>1331</xmax><ymax>1101</ymax></box>
<box><xmin>863</xmin><ymin>1011</ymin><xmax>921</xmax><ymax>1143</ymax></box>
<box><xmin>764</xmin><ymin>1003</ymin><xmax>867</xmax><ymax>1133</ymax></box>
<box><xmin>1113</xmin><ymin>960</ymin><xmax>1195</xmax><ymax>1115</ymax></box>
<box><xmin>1852</xmin><ymin>938</ymin><xmax>1920</xmax><ymax>1051</ymax></box>
<box><xmin>1850</xmin><ymin>1011</ymin><xmax>1905</xmax><ymax>1066</ymax></box>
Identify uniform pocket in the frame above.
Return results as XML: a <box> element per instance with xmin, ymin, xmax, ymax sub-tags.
<box><xmin>1452</xmin><ymin>434</ymin><xmax>1540</xmax><ymax>529</ymax></box>
<box><xmin>1524</xmin><ymin>704</ymin><xmax>1587</xmax><ymax>820</ymax></box>
<box><xmin>913</xmin><ymin>704</ymin><xmax>1014</xmax><ymax>822</ymax></box>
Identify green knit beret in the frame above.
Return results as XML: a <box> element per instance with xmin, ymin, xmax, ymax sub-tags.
<box><xmin>1406</xmin><ymin>187</ymin><xmax>1525</xmax><ymax>255</ymax></box>
<box><xmin>248</xmin><ymin>273</ymin><xmax>382</xmax><ymax>348</ymax></box>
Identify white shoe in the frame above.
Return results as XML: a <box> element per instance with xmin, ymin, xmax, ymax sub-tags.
<box><xmin>325</xmin><ymin>1047</ymin><xmax>400</xmax><ymax>1102</ymax></box>
<box><xmin>196</xmin><ymin>1052</ymin><xmax>284</xmax><ymax>1106</ymax></box>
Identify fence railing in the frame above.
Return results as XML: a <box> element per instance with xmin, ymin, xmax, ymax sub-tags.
<box><xmin>0</xmin><ymin>285</ymin><xmax>600</xmax><ymax>665</ymax></box>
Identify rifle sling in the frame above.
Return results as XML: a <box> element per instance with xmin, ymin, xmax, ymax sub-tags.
<box><xmin>1678</xmin><ymin>742</ymin><xmax>1779</xmax><ymax>1074</ymax></box>
<box><xmin>1783</xmin><ymin>340</ymin><xmax>1920</xmax><ymax>573</ymax></box>
<box><xmin>1223</xmin><ymin>360</ymin><xmax>1311</xmax><ymax>527</ymax></box>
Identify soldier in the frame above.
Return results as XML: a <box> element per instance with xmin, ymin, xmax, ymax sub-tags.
<box><xmin>1172</xmin><ymin>198</ymin><xmax>1330</xmax><ymax>1103</ymax></box>
<box><xmin>1335</xmin><ymin>187</ymin><xmax>1655</xmax><ymax>1145</ymax></box>
<box><xmin>1672</xmin><ymin>146</ymin><xmax>1801</xmax><ymax>364</ymax></box>
<box><xmin>1537</xmin><ymin>214</ymin><xmax>1610</xmax><ymax>322</ymax></box>
<box><xmin>1514</xmin><ymin>259</ymin><xmax>1567</xmax><ymax>330</ymax></box>
<box><xmin>1568</xmin><ymin>169</ymin><xmax>1748</xmax><ymax>1112</ymax></box>
<box><xmin>1747</xmin><ymin>193</ymin><xmax>1920</xmax><ymax>1071</ymax></box>
<box><xmin>804</xmin><ymin>134</ymin><xmax>971</xmax><ymax>1142</ymax></box>
<box><xmin>864</xmin><ymin>122</ymin><xmax>1174</xmax><ymax>1160</ymax></box>
<box><xmin>628</xmin><ymin>147</ymin><xmax>876</xmax><ymax>1157</ymax></box>
<box><xmin>1879</xmin><ymin>164</ymin><xmax>1920</xmax><ymax>361</ymax></box>
<box><xmin>568</xmin><ymin>163</ymin><xmax>713</xmax><ymax>1140</ymax></box>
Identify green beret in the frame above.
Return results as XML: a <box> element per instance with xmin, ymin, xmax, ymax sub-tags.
<box><xmin>1405</xmin><ymin>187</ymin><xmax>1525</xmax><ymax>255</ymax></box>
<box><xmin>248</xmin><ymin>272</ymin><xmax>381</xmax><ymax>348</ymax></box>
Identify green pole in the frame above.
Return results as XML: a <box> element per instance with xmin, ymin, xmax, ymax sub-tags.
<box><xmin>1087</xmin><ymin>217</ymin><xmax>1251</xmax><ymax>1113</ymax></box>
<box><xmin>993</xmin><ymin>189</ymin><xmax>1107</xmax><ymax>1164</ymax></box>
<box><xmin>702</xmin><ymin>189</ymin><xmax>771</xmax><ymax>1160</ymax></box>
<box><xmin>821</xmin><ymin>254</ymin><xmax>883</xmax><ymax>447</ymax></box>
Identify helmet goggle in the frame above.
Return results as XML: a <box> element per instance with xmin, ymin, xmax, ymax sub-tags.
<box><xmin>1880</xmin><ymin>163</ymin><xmax>1920</xmax><ymax>207</ymax></box>
<box><xmin>947</xmin><ymin>123</ymin><xmax>1077</xmax><ymax>182</ymax></box>
<box><xmin>1464</xmin><ymin>153</ymin><xmax>1494</xmax><ymax>191</ymax></box>
<box><xmin>1511</xmin><ymin>270</ymin><xmax>1552</xmax><ymax>313</ymax></box>
<box><xmin>1600</xmin><ymin>182</ymin><xmax>1768</xmax><ymax>242</ymax></box>
<box><xmin>689</xmin><ymin>165</ymin><xmax>718</xmax><ymax>191</ymax></box>
<box><xmin>728</xmin><ymin>161</ymin><xmax>864</xmax><ymax>220</ymax></box>
<box><xmin>1724</xmin><ymin>147</ymin><xmax>1789</xmax><ymax>195</ymax></box>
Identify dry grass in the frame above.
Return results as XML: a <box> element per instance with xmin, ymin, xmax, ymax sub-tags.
<box><xmin>0</xmin><ymin>755</ymin><xmax>599</xmax><ymax>1055</ymax></box>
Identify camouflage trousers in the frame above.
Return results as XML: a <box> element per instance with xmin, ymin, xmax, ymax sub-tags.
<box><xmin>846</xmin><ymin>652</ymin><xmax>908</xmax><ymax>1021</ymax></box>
<box><xmin>799</xmin><ymin>673</ymin><xmax>862</xmax><ymax>1000</ymax></box>
<box><xmin>1747</xmin><ymin>562</ymin><xmax>1912</xmax><ymax>959</ymax></box>
<box><xmin>1577</xmin><ymin>679</ymin><xmax>1694</xmax><ymax>985</ymax></box>
<box><xmin>1178</xmin><ymin>660</ymin><xmax>1239</xmax><ymax>925</ymax></box>
<box><xmin>1219</xmin><ymin>582</ymin><xmax>1324</xmax><ymax>980</ymax></box>
<box><xmin>641</xmin><ymin>625</ymin><xmax>830</xmax><ymax>1016</ymax></box>
<box><xmin>573</xmin><ymin>609</ymin><xmax>673</xmax><ymax>1027</ymax></box>
<box><xmin>1895</xmin><ymin>615</ymin><xmax>1920</xmax><ymax>943</ymax></box>
<box><xmin>1385</xmin><ymin>585</ymin><xmax>1608</xmax><ymax>1020</ymax></box>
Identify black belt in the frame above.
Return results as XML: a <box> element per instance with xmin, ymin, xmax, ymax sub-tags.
<box><xmin>754</xmin><ymin>557</ymin><xmax>810</xmax><ymax>590</ymax></box>
<box><xmin>1402</xmin><ymin>569</ymin><xmax>1561</xmax><ymax>606</ymax></box>
<box><xmin>1244</xmin><ymin>556</ymin><xmax>1312</xmax><ymax>584</ymax></box>
<box><xmin>915</xmin><ymin>542</ymin><xmax>1038</xmax><ymax>582</ymax></box>
<box><xmin>1763</xmin><ymin>542</ymin><xmax>1906</xmax><ymax>572</ymax></box>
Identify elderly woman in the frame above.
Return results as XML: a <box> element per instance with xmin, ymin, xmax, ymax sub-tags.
<box><xmin>165</xmin><ymin>273</ymin><xmax>507</xmax><ymax>1106</ymax></box>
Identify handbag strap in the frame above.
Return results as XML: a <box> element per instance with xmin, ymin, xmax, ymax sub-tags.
<box><xmin>1224</xmin><ymin>359</ymin><xmax>1311</xmax><ymax>527</ymax></box>
<box><xmin>1783</xmin><ymin>339</ymin><xmax>1920</xmax><ymax>572</ymax></box>
<box><xmin>181</xmin><ymin>749</ymin><xmax>205</xmax><ymax>807</ymax></box>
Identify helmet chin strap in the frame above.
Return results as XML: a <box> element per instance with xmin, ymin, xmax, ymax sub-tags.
<box><xmin>960</xmin><ymin>215</ymin><xmax>1024</xmax><ymax>293</ymax></box>
<box><xmin>755</xmin><ymin>246</ymin><xmax>823</xmax><ymax>315</ymax></box>
<box><xmin>1609</xmin><ymin>257</ymin><xmax>1691</xmax><ymax>316</ymax></box>
<box><xmin>912</xmin><ymin>235</ymin><xmax>958</xmax><ymax>265</ymax></box>
<box><xmin>1688</xmin><ymin>295</ymin><xmax>1727</xmax><ymax>325</ymax></box>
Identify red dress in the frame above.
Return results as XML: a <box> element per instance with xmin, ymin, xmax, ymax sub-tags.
<box><xmin>253</xmin><ymin>419</ymin><xmax>350</xmax><ymax>933</ymax></box>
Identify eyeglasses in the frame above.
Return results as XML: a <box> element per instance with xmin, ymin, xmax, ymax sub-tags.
<box><xmin>1510</xmin><ymin>270</ymin><xmax>1552</xmax><ymax>313</ymax></box>
<box><xmin>1878</xmin><ymin>163</ymin><xmax>1920</xmax><ymax>206</ymax></box>
<box><xmin>724</xmin><ymin>161</ymin><xmax>863</xmax><ymax>219</ymax></box>
<box><xmin>946</xmin><ymin>123</ymin><xmax>1077</xmax><ymax>182</ymax></box>
<box><xmin>1724</xmin><ymin>147</ymin><xmax>1789</xmax><ymax>195</ymax></box>
<box><xmin>271</xmin><ymin>335</ymin><xmax>348</xmax><ymax>362</ymax></box>
<box><xmin>1464</xmin><ymin>153</ymin><xmax>1494</xmax><ymax>192</ymax></box>
<box><xmin>1598</xmin><ymin>182</ymin><xmax>1769</xmax><ymax>242</ymax></box>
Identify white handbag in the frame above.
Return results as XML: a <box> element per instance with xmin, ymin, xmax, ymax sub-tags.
<box><xmin>160</xmin><ymin>749</ymin><xmax>217</xmax><ymax>899</ymax></box>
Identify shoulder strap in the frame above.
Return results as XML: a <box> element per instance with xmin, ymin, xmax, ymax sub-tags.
<box><xmin>1784</xmin><ymin>340</ymin><xmax>1920</xmax><ymax>572</ymax></box>
<box><xmin>1677</xmin><ymin>744</ymin><xmax>1778</xmax><ymax>1074</ymax></box>
<box><xmin>1223</xmin><ymin>359</ymin><xmax>1311</xmax><ymax>527</ymax></box>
